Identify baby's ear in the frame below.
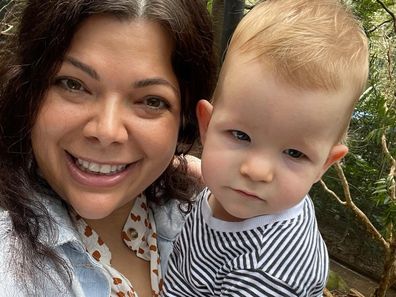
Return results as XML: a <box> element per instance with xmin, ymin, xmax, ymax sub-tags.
<box><xmin>316</xmin><ymin>144</ymin><xmax>348</xmax><ymax>182</ymax></box>
<box><xmin>196</xmin><ymin>99</ymin><xmax>213</xmax><ymax>145</ymax></box>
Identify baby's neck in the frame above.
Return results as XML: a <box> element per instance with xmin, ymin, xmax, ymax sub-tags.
<box><xmin>208</xmin><ymin>194</ymin><xmax>245</xmax><ymax>222</ymax></box>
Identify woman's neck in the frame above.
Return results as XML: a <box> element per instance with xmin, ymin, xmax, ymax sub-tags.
<box><xmin>85</xmin><ymin>198</ymin><xmax>152</xmax><ymax>297</ymax></box>
<box><xmin>85</xmin><ymin>199</ymin><xmax>135</xmax><ymax>243</ymax></box>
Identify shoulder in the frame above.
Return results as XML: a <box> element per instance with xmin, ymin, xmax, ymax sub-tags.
<box><xmin>151</xmin><ymin>191</ymin><xmax>206</xmax><ymax>275</ymax></box>
<box><xmin>0</xmin><ymin>208</ymin><xmax>13</xmax><ymax>244</ymax></box>
<box><xmin>150</xmin><ymin>199</ymin><xmax>187</xmax><ymax>275</ymax></box>
<box><xmin>254</xmin><ymin>196</ymin><xmax>328</xmax><ymax>294</ymax></box>
<box><xmin>0</xmin><ymin>207</ymin><xmax>12</xmax><ymax>224</ymax></box>
<box><xmin>150</xmin><ymin>188</ymin><xmax>208</xmax><ymax>239</ymax></box>
<box><xmin>0</xmin><ymin>208</ymin><xmax>14</xmax><ymax>255</ymax></box>
<box><xmin>256</xmin><ymin>196</ymin><xmax>326</xmax><ymax>257</ymax></box>
<box><xmin>0</xmin><ymin>209</ymin><xmax>23</xmax><ymax>295</ymax></box>
<box><xmin>151</xmin><ymin>199</ymin><xmax>188</xmax><ymax>241</ymax></box>
<box><xmin>0</xmin><ymin>207</ymin><xmax>101</xmax><ymax>296</ymax></box>
<box><xmin>267</xmin><ymin>195</ymin><xmax>317</xmax><ymax>231</ymax></box>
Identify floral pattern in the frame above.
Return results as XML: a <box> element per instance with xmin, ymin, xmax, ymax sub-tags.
<box><xmin>73</xmin><ymin>194</ymin><xmax>162</xmax><ymax>297</ymax></box>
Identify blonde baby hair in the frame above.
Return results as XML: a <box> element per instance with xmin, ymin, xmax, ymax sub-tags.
<box><xmin>223</xmin><ymin>0</ymin><xmax>369</xmax><ymax>139</ymax></box>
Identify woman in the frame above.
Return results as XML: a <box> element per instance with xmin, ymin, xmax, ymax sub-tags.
<box><xmin>0</xmin><ymin>0</ymin><xmax>216</xmax><ymax>296</ymax></box>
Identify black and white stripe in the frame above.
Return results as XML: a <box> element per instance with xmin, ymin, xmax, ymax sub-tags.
<box><xmin>162</xmin><ymin>188</ymin><xmax>328</xmax><ymax>297</ymax></box>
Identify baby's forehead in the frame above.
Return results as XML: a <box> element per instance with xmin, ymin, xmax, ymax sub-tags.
<box><xmin>212</xmin><ymin>63</ymin><xmax>353</xmax><ymax>144</ymax></box>
<box><xmin>221</xmin><ymin>47</ymin><xmax>359</xmax><ymax>97</ymax></box>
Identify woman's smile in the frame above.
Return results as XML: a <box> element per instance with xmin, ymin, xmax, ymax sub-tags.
<box><xmin>66</xmin><ymin>151</ymin><xmax>137</xmax><ymax>188</ymax></box>
<box><xmin>71</xmin><ymin>152</ymin><xmax>130</xmax><ymax>175</ymax></box>
<box><xmin>76</xmin><ymin>159</ymin><xmax>128</xmax><ymax>175</ymax></box>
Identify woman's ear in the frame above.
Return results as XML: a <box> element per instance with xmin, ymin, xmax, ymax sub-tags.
<box><xmin>196</xmin><ymin>100</ymin><xmax>213</xmax><ymax>145</ymax></box>
<box><xmin>316</xmin><ymin>144</ymin><xmax>348</xmax><ymax>181</ymax></box>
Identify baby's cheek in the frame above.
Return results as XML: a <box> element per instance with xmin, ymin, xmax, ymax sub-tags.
<box><xmin>282</xmin><ymin>177</ymin><xmax>311</xmax><ymax>207</ymax></box>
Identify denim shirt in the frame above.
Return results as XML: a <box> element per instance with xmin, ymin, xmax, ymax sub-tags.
<box><xmin>0</xmin><ymin>195</ymin><xmax>186</xmax><ymax>297</ymax></box>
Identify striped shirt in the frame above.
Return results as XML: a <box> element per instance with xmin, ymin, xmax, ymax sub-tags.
<box><xmin>162</xmin><ymin>188</ymin><xmax>328</xmax><ymax>297</ymax></box>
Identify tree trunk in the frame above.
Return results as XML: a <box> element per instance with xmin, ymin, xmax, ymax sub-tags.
<box><xmin>373</xmin><ymin>236</ymin><xmax>396</xmax><ymax>297</ymax></box>
<box><xmin>212</xmin><ymin>0</ymin><xmax>245</xmax><ymax>66</ymax></box>
<box><xmin>212</xmin><ymin>0</ymin><xmax>225</xmax><ymax>66</ymax></box>
<box><xmin>221</xmin><ymin>0</ymin><xmax>245</xmax><ymax>58</ymax></box>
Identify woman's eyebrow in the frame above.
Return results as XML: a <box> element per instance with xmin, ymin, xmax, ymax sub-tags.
<box><xmin>65</xmin><ymin>56</ymin><xmax>100</xmax><ymax>80</ymax></box>
<box><xmin>64</xmin><ymin>56</ymin><xmax>179</xmax><ymax>96</ymax></box>
<box><xmin>134</xmin><ymin>78</ymin><xmax>179</xmax><ymax>96</ymax></box>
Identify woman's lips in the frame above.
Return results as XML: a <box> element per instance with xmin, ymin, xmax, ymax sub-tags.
<box><xmin>65</xmin><ymin>152</ymin><xmax>135</xmax><ymax>188</ymax></box>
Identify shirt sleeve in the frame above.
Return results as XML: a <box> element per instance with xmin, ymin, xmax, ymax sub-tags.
<box><xmin>218</xmin><ymin>269</ymin><xmax>300</xmax><ymax>297</ymax></box>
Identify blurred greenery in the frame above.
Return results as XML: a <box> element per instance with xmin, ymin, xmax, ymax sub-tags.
<box><xmin>313</xmin><ymin>0</ymin><xmax>396</xmax><ymax>293</ymax></box>
<box><xmin>313</xmin><ymin>0</ymin><xmax>395</xmax><ymax>268</ymax></box>
<box><xmin>327</xmin><ymin>271</ymin><xmax>350</xmax><ymax>292</ymax></box>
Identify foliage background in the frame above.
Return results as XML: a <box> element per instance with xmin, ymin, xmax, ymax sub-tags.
<box><xmin>312</xmin><ymin>0</ymin><xmax>395</xmax><ymax>281</ymax></box>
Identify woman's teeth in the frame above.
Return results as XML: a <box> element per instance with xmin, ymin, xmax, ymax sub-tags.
<box><xmin>76</xmin><ymin>158</ymin><xmax>127</xmax><ymax>175</ymax></box>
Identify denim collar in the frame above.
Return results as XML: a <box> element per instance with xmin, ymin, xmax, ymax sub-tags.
<box><xmin>36</xmin><ymin>193</ymin><xmax>84</xmax><ymax>250</ymax></box>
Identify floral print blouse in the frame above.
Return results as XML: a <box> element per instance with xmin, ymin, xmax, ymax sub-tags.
<box><xmin>73</xmin><ymin>194</ymin><xmax>163</xmax><ymax>297</ymax></box>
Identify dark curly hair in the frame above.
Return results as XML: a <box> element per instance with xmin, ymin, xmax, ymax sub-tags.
<box><xmin>0</xmin><ymin>0</ymin><xmax>216</xmax><ymax>290</ymax></box>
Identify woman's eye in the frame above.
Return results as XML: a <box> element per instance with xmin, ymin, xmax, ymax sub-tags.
<box><xmin>143</xmin><ymin>97</ymin><xmax>169</xmax><ymax>110</ymax></box>
<box><xmin>55</xmin><ymin>77</ymin><xmax>85</xmax><ymax>92</ymax></box>
<box><xmin>284</xmin><ymin>149</ymin><xmax>305</xmax><ymax>159</ymax></box>
<box><xmin>231</xmin><ymin>130</ymin><xmax>251</xmax><ymax>142</ymax></box>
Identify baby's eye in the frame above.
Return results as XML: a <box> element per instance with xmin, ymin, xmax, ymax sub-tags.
<box><xmin>231</xmin><ymin>130</ymin><xmax>251</xmax><ymax>142</ymax></box>
<box><xmin>55</xmin><ymin>77</ymin><xmax>86</xmax><ymax>92</ymax></box>
<box><xmin>143</xmin><ymin>97</ymin><xmax>169</xmax><ymax>110</ymax></box>
<box><xmin>283</xmin><ymin>149</ymin><xmax>305</xmax><ymax>159</ymax></box>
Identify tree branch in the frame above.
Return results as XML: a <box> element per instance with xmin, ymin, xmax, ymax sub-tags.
<box><xmin>319</xmin><ymin>180</ymin><xmax>346</xmax><ymax>205</ymax></box>
<box><xmin>333</xmin><ymin>163</ymin><xmax>390</xmax><ymax>249</ymax></box>
<box><xmin>367</xmin><ymin>19</ymin><xmax>393</xmax><ymax>34</ymax></box>
<box><xmin>381</xmin><ymin>134</ymin><xmax>396</xmax><ymax>202</ymax></box>
<box><xmin>376</xmin><ymin>0</ymin><xmax>396</xmax><ymax>32</ymax></box>
<box><xmin>320</xmin><ymin>163</ymin><xmax>389</xmax><ymax>250</ymax></box>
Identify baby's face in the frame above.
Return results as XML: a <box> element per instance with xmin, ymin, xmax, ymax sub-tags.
<box><xmin>198</xmin><ymin>53</ymin><xmax>350</xmax><ymax>221</ymax></box>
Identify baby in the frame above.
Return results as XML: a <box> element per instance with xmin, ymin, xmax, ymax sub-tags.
<box><xmin>162</xmin><ymin>0</ymin><xmax>368</xmax><ymax>295</ymax></box>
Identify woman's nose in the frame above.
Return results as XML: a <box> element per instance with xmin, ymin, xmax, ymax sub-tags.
<box><xmin>83</xmin><ymin>97</ymin><xmax>128</xmax><ymax>146</ymax></box>
<box><xmin>240</xmin><ymin>154</ymin><xmax>274</xmax><ymax>183</ymax></box>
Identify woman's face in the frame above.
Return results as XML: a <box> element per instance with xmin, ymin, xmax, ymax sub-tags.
<box><xmin>31</xmin><ymin>16</ymin><xmax>181</xmax><ymax>219</ymax></box>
